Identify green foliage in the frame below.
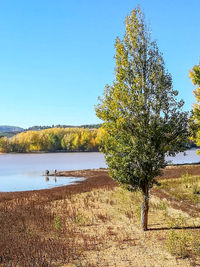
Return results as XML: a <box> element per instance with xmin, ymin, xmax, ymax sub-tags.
<box><xmin>190</xmin><ymin>63</ymin><xmax>200</xmax><ymax>146</ymax></box>
<box><xmin>61</xmin><ymin>132</ymin><xmax>75</xmax><ymax>151</ymax></box>
<box><xmin>159</xmin><ymin>174</ymin><xmax>200</xmax><ymax>208</ymax></box>
<box><xmin>192</xmin><ymin>183</ymin><xmax>200</xmax><ymax>195</ymax></box>
<box><xmin>0</xmin><ymin>137</ymin><xmax>10</xmax><ymax>153</ymax></box>
<box><xmin>26</xmin><ymin>123</ymin><xmax>102</xmax><ymax>131</ymax></box>
<box><xmin>190</xmin><ymin>64</ymin><xmax>200</xmax><ymax>89</ymax></box>
<box><xmin>48</xmin><ymin>133</ymin><xmax>61</xmax><ymax>151</ymax></box>
<box><xmin>191</xmin><ymin>234</ymin><xmax>200</xmax><ymax>256</ymax></box>
<box><xmin>95</xmin><ymin>7</ymin><xmax>189</xmax><ymax>193</ymax></box>
<box><xmin>181</xmin><ymin>172</ymin><xmax>190</xmax><ymax>183</ymax></box>
<box><xmin>166</xmin><ymin>228</ymin><xmax>190</xmax><ymax>258</ymax></box>
<box><xmin>95</xmin><ymin>6</ymin><xmax>189</xmax><ymax>230</ymax></box>
<box><xmin>53</xmin><ymin>214</ymin><xmax>62</xmax><ymax>232</ymax></box>
<box><xmin>74</xmin><ymin>213</ymin><xmax>91</xmax><ymax>226</ymax></box>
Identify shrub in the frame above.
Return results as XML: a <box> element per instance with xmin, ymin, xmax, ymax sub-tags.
<box><xmin>192</xmin><ymin>184</ymin><xmax>200</xmax><ymax>195</ymax></box>
<box><xmin>166</xmin><ymin>228</ymin><xmax>190</xmax><ymax>258</ymax></box>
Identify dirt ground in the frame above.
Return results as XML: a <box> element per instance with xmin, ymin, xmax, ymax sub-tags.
<box><xmin>0</xmin><ymin>166</ymin><xmax>199</xmax><ymax>266</ymax></box>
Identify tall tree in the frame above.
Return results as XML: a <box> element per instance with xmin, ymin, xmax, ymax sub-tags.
<box><xmin>189</xmin><ymin>63</ymin><xmax>200</xmax><ymax>147</ymax></box>
<box><xmin>96</xmin><ymin>7</ymin><xmax>188</xmax><ymax>231</ymax></box>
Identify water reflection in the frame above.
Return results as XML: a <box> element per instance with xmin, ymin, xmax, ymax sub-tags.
<box><xmin>45</xmin><ymin>176</ymin><xmax>57</xmax><ymax>183</ymax></box>
<box><xmin>45</xmin><ymin>176</ymin><xmax>49</xmax><ymax>182</ymax></box>
<box><xmin>0</xmin><ymin>174</ymin><xmax>85</xmax><ymax>192</ymax></box>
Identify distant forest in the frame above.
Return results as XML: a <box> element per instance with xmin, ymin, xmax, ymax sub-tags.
<box><xmin>25</xmin><ymin>124</ymin><xmax>102</xmax><ymax>131</ymax></box>
<box><xmin>0</xmin><ymin>124</ymin><xmax>196</xmax><ymax>153</ymax></box>
<box><xmin>0</xmin><ymin>124</ymin><xmax>102</xmax><ymax>139</ymax></box>
<box><xmin>0</xmin><ymin>127</ymin><xmax>104</xmax><ymax>153</ymax></box>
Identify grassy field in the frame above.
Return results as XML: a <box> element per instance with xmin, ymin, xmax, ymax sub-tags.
<box><xmin>0</xmin><ymin>167</ymin><xmax>199</xmax><ymax>266</ymax></box>
<box><xmin>159</xmin><ymin>172</ymin><xmax>200</xmax><ymax>205</ymax></box>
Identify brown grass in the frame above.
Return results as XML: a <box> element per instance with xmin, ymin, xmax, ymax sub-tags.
<box><xmin>0</xmin><ymin>167</ymin><xmax>199</xmax><ymax>266</ymax></box>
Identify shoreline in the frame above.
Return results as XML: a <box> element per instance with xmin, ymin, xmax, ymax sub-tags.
<box><xmin>1</xmin><ymin>164</ymin><xmax>200</xmax><ymax>196</ymax></box>
<box><xmin>0</xmin><ymin>168</ymin><xmax>117</xmax><ymax>198</ymax></box>
<box><xmin>51</xmin><ymin>163</ymin><xmax>200</xmax><ymax>178</ymax></box>
<box><xmin>0</xmin><ymin>150</ymin><xmax>100</xmax><ymax>155</ymax></box>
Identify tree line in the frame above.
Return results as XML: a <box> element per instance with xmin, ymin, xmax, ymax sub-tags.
<box><xmin>25</xmin><ymin>124</ymin><xmax>102</xmax><ymax>131</ymax></box>
<box><xmin>0</xmin><ymin>127</ymin><xmax>104</xmax><ymax>153</ymax></box>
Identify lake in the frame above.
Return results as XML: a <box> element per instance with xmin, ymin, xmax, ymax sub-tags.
<box><xmin>0</xmin><ymin>149</ymin><xmax>199</xmax><ymax>192</ymax></box>
<box><xmin>0</xmin><ymin>152</ymin><xmax>106</xmax><ymax>192</ymax></box>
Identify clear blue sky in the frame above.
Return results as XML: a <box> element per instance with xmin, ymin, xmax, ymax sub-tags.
<box><xmin>0</xmin><ymin>0</ymin><xmax>199</xmax><ymax>128</ymax></box>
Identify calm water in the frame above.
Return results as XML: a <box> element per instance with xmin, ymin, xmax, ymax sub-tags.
<box><xmin>0</xmin><ymin>149</ymin><xmax>199</xmax><ymax>192</ymax></box>
<box><xmin>0</xmin><ymin>152</ymin><xmax>106</xmax><ymax>192</ymax></box>
<box><xmin>166</xmin><ymin>148</ymin><xmax>200</xmax><ymax>165</ymax></box>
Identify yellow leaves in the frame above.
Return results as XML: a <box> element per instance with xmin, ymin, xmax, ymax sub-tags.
<box><xmin>95</xmin><ymin>128</ymin><xmax>106</xmax><ymax>145</ymax></box>
<box><xmin>117</xmin><ymin>117</ymin><xmax>125</xmax><ymax>126</ymax></box>
<box><xmin>0</xmin><ymin>137</ymin><xmax>9</xmax><ymax>152</ymax></box>
<box><xmin>190</xmin><ymin>63</ymin><xmax>200</xmax><ymax>146</ymax></box>
<box><xmin>0</xmin><ymin>128</ymin><xmax>105</xmax><ymax>152</ymax></box>
<box><xmin>190</xmin><ymin>64</ymin><xmax>200</xmax><ymax>87</ymax></box>
<box><xmin>189</xmin><ymin>69</ymin><xmax>194</xmax><ymax>79</ymax></box>
<box><xmin>190</xmin><ymin>64</ymin><xmax>200</xmax><ymax>109</ymax></box>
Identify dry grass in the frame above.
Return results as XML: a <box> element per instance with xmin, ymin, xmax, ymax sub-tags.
<box><xmin>0</xmin><ymin>167</ymin><xmax>199</xmax><ymax>266</ymax></box>
<box><xmin>158</xmin><ymin>173</ymin><xmax>200</xmax><ymax>205</ymax></box>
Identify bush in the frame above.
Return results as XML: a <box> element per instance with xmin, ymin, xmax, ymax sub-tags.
<box><xmin>166</xmin><ymin>228</ymin><xmax>190</xmax><ymax>258</ymax></box>
<box><xmin>192</xmin><ymin>184</ymin><xmax>200</xmax><ymax>195</ymax></box>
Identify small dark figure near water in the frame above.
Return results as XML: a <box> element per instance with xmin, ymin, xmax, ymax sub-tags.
<box><xmin>54</xmin><ymin>169</ymin><xmax>57</xmax><ymax>175</ymax></box>
<box><xmin>45</xmin><ymin>170</ymin><xmax>49</xmax><ymax>176</ymax></box>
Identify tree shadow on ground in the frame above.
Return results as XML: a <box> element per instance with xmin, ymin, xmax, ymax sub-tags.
<box><xmin>148</xmin><ymin>225</ymin><xmax>200</xmax><ymax>231</ymax></box>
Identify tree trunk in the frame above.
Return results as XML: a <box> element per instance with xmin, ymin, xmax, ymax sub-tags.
<box><xmin>141</xmin><ymin>184</ymin><xmax>149</xmax><ymax>231</ymax></box>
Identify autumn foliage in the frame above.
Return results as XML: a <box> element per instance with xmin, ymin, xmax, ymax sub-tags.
<box><xmin>0</xmin><ymin>127</ymin><xmax>105</xmax><ymax>153</ymax></box>
<box><xmin>190</xmin><ymin>63</ymin><xmax>200</xmax><ymax>148</ymax></box>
